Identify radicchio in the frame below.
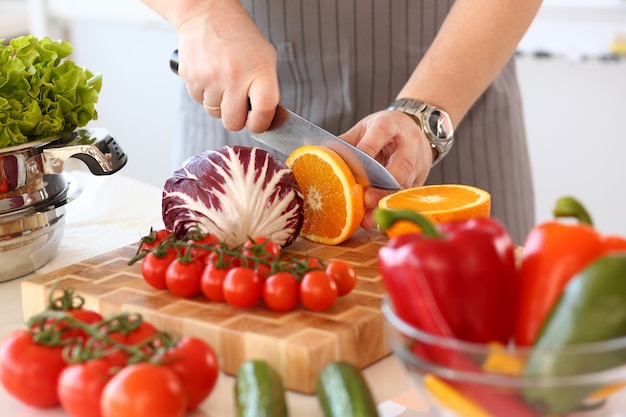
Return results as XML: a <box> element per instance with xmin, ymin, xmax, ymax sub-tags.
<box><xmin>162</xmin><ymin>146</ymin><xmax>303</xmax><ymax>247</ymax></box>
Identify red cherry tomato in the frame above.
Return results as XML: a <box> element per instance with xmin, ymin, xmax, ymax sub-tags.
<box><xmin>223</xmin><ymin>267</ymin><xmax>263</xmax><ymax>308</ymax></box>
<box><xmin>141</xmin><ymin>249</ymin><xmax>177</xmax><ymax>290</ymax></box>
<box><xmin>164</xmin><ymin>336</ymin><xmax>219</xmax><ymax>411</ymax></box>
<box><xmin>207</xmin><ymin>250</ymin><xmax>240</xmax><ymax>269</ymax></box>
<box><xmin>140</xmin><ymin>229</ymin><xmax>172</xmax><ymax>251</ymax></box>
<box><xmin>200</xmin><ymin>262</ymin><xmax>229</xmax><ymax>302</ymax></box>
<box><xmin>58</xmin><ymin>353</ymin><xmax>126</xmax><ymax>417</ymax></box>
<box><xmin>186</xmin><ymin>234</ymin><xmax>220</xmax><ymax>263</ymax></box>
<box><xmin>31</xmin><ymin>308</ymin><xmax>103</xmax><ymax>345</ymax></box>
<box><xmin>165</xmin><ymin>259</ymin><xmax>203</xmax><ymax>298</ymax></box>
<box><xmin>254</xmin><ymin>262</ymin><xmax>273</xmax><ymax>280</ymax></box>
<box><xmin>325</xmin><ymin>259</ymin><xmax>357</xmax><ymax>296</ymax></box>
<box><xmin>101</xmin><ymin>363</ymin><xmax>187</xmax><ymax>417</ymax></box>
<box><xmin>242</xmin><ymin>237</ymin><xmax>281</xmax><ymax>263</ymax></box>
<box><xmin>262</xmin><ymin>272</ymin><xmax>300</xmax><ymax>312</ymax></box>
<box><xmin>0</xmin><ymin>329</ymin><xmax>66</xmax><ymax>407</ymax></box>
<box><xmin>108</xmin><ymin>318</ymin><xmax>158</xmax><ymax>347</ymax></box>
<box><xmin>299</xmin><ymin>270</ymin><xmax>338</xmax><ymax>311</ymax></box>
<box><xmin>290</xmin><ymin>256</ymin><xmax>324</xmax><ymax>273</ymax></box>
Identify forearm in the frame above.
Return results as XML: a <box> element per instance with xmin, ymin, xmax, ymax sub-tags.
<box><xmin>140</xmin><ymin>0</ymin><xmax>245</xmax><ymax>30</ymax></box>
<box><xmin>397</xmin><ymin>0</ymin><xmax>543</xmax><ymax>127</ymax></box>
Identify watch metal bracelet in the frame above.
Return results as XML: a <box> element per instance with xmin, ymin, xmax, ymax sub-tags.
<box><xmin>387</xmin><ymin>98</ymin><xmax>454</xmax><ymax>166</ymax></box>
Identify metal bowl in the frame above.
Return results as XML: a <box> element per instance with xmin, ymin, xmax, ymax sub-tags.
<box><xmin>0</xmin><ymin>172</ymin><xmax>82</xmax><ymax>282</ymax></box>
<box><xmin>0</xmin><ymin>127</ymin><xmax>127</xmax><ymax>282</ymax></box>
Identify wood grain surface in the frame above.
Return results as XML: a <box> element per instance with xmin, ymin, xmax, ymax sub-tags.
<box><xmin>21</xmin><ymin>229</ymin><xmax>391</xmax><ymax>393</ymax></box>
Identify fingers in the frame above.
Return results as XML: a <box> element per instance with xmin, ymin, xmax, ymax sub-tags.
<box><xmin>246</xmin><ymin>77</ymin><xmax>280</xmax><ymax>133</ymax></box>
<box><xmin>201</xmin><ymin>83</ymin><xmax>278</xmax><ymax>132</ymax></box>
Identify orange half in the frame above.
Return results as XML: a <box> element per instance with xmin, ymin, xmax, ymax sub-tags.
<box><xmin>378</xmin><ymin>184</ymin><xmax>491</xmax><ymax>238</ymax></box>
<box><xmin>286</xmin><ymin>145</ymin><xmax>365</xmax><ymax>245</ymax></box>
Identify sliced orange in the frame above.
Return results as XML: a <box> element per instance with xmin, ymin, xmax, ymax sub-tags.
<box><xmin>378</xmin><ymin>184</ymin><xmax>491</xmax><ymax>238</ymax></box>
<box><xmin>285</xmin><ymin>145</ymin><xmax>365</xmax><ymax>245</ymax></box>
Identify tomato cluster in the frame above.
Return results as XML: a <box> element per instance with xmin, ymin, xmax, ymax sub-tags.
<box><xmin>132</xmin><ymin>228</ymin><xmax>358</xmax><ymax>312</ymax></box>
<box><xmin>0</xmin><ymin>289</ymin><xmax>218</xmax><ymax>417</ymax></box>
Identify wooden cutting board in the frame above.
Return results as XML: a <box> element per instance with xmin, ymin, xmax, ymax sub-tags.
<box><xmin>21</xmin><ymin>229</ymin><xmax>391</xmax><ymax>394</ymax></box>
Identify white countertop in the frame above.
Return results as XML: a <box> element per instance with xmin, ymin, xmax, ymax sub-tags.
<box><xmin>0</xmin><ymin>168</ymin><xmax>427</xmax><ymax>417</ymax></box>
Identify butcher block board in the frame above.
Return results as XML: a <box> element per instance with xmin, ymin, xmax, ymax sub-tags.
<box><xmin>21</xmin><ymin>230</ymin><xmax>391</xmax><ymax>394</ymax></box>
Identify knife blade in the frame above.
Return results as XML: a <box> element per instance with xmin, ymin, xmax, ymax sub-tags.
<box><xmin>252</xmin><ymin>105</ymin><xmax>401</xmax><ymax>190</ymax></box>
<box><xmin>169</xmin><ymin>50</ymin><xmax>401</xmax><ymax>190</ymax></box>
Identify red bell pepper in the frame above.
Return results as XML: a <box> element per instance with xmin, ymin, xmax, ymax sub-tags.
<box><xmin>375</xmin><ymin>208</ymin><xmax>519</xmax><ymax>345</ymax></box>
<box><xmin>514</xmin><ymin>196</ymin><xmax>626</xmax><ymax>346</ymax></box>
<box><xmin>376</xmin><ymin>208</ymin><xmax>537</xmax><ymax>417</ymax></box>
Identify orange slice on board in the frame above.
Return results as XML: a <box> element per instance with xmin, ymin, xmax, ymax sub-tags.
<box><xmin>285</xmin><ymin>145</ymin><xmax>365</xmax><ymax>245</ymax></box>
<box><xmin>378</xmin><ymin>184</ymin><xmax>491</xmax><ymax>238</ymax></box>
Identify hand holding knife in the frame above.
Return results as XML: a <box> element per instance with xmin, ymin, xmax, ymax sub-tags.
<box><xmin>169</xmin><ymin>50</ymin><xmax>402</xmax><ymax>191</ymax></box>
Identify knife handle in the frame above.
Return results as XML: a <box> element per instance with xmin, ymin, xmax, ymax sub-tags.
<box><xmin>170</xmin><ymin>49</ymin><xmax>180</xmax><ymax>75</ymax></box>
<box><xmin>169</xmin><ymin>49</ymin><xmax>251</xmax><ymax>111</ymax></box>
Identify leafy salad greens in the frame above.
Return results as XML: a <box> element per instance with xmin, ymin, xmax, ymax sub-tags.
<box><xmin>0</xmin><ymin>35</ymin><xmax>102</xmax><ymax>149</ymax></box>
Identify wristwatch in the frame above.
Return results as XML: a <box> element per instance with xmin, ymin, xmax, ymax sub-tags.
<box><xmin>387</xmin><ymin>98</ymin><xmax>454</xmax><ymax>166</ymax></box>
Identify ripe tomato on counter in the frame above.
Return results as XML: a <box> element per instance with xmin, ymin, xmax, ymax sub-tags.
<box><xmin>164</xmin><ymin>336</ymin><xmax>219</xmax><ymax>411</ymax></box>
<box><xmin>58</xmin><ymin>352</ymin><xmax>127</xmax><ymax>417</ymax></box>
<box><xmin>0</xmin><ymin>288</ymin><xmax>221</xmax><ymax>416</ymax></box>
<box><xmin>0</xmin><ymin>329</ymin><xmax>67</xmax><ymax>407</ymax></box>
<box><xmin>101</xmin><ymin>363</ymin><xmax>187</xmax><ymax>417</ymax></box>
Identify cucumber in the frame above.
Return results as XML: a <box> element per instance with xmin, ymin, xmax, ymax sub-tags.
<box><xmin>235</xmin><ymin>360</ymin><xmax>288</xmax><ymax>417</ymax></box>
<box><xmin>316</xmin><ymin>361</ymin><xmax>380</xmax><ymax>417</ymax></box>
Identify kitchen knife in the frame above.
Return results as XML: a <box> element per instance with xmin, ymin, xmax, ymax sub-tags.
<box><xmin>169</xmin><ymin>50</ymin><xmax>402</xmax><ymax>190</ymax></box>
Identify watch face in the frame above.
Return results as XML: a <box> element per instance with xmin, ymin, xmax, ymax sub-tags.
<box><xmin>426</xmin><ymin>109</ymin><xmax>453</xmax><ymax>140</ymax></box>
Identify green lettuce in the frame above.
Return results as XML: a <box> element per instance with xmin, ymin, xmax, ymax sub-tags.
<box><xmin>0</xmin><ymin>35</ymin><xmax>102</xmax><ymax>148</ymax></box>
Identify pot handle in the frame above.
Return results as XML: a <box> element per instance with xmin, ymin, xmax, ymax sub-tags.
<box><xmin>41</xmin><ymin>128</ymin><xmax>128</xmax><ymax>175</ymax></box>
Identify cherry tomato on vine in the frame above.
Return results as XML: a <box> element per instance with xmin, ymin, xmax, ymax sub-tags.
<box><xmin>299</xmin><ymin>270</ymin><xmax>338</xmax><ymax>311</ymax></box>
<box><xmin>164</xmin><ymin>336</ymin><xmax>219</xmax><ymax>411</ymax></box>
<box><xmin>108</xmin><ymin>318</ymin><xmax>158</xmax><ymax>347</ymax></box>
<box><xmin>101</xmin><ymin>363</ymin><xmax>187</xmax><ymax>417</ymax></box>
<box><xmin>326</xmin><ymin>259</ymin><xmax>357</xmax><ymax>296</ymax></box>
<box><xmin>0</xmin><ymin>329</ymin><xmax>66</xmax><ymax>407</ymax></box>
<box><xmin>207</xmin><ymin>250</ymin><xmax>240</xmax><ymax>269</ymax></box>
<box><xmin>141</xmin><ymin>249</ymin><xmax>177</xmax><ymax>290</ymax></box>
<box><xmin>58</xmin><ymin>353</ymin><xmax>125</xmax><ymax>417</ymax></box>
<box><xmin>242</xmin><ymin>237</ymin><xmax>280</xmax><ymax>264</ymax></box>
<box><xmin>201</xmin><ymin>262</ymin><xmax>229</xmax><ymax>302</ymax></box>
<box><xmin>31</xmin><ymin>307</ymin><xmax>103</xmax><ymax>345</ymax></box>
<box><xmin>254</xmin><ymin>263</ymin><xmax>273</xmax><ymax>280</ymax></box>
<box><xmin>186</xmin><ymin>234</ymin><xmax>220</xmax><ymax>263</ymax></box>
<box><xmin>165</xmin><ymin>259</ymin><xmax>203</xmax><ymax>298</ymax></box>
<box><xmin>263</xmin><ymin>272</ymin><xmax>300</xmax><ymax>312</ymax></box>
<box><xmin>139</xmin><ymin>229</ymin><xmax>172</xmax><ymax>252</ymax></box>
<box><xmin>223</xmin><ymin>267</ymin><xmax>263</xmax><ymax>308</ymax></box>
<box><xmin>290</xmin><ymin>256</ymin><xmax>324</xmax><ymax>275</ymax></box>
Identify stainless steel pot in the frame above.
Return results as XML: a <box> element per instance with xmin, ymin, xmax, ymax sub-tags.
<box><xmin>0</xmin><ymin>127</ymin><xmax>127</xmax><ymax>282</ymax></box>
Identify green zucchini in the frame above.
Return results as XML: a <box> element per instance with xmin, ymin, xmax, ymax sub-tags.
<box><xmin>235</xmin><ymin>360</ymin><xmax>288</xmax><ymax>417</ymax></box>
<box><xmin>316</xmin><ymin>361</ymin><xmax>379</xmax><ymax>417</ymax></box>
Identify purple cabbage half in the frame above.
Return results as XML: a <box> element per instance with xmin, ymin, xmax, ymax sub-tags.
<box><xmin>162</xmin><ymin>146</ymin><xmax>303</xmax><ymax>247</ymax></box>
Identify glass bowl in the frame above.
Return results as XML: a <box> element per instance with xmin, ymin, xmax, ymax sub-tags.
<box><xmin>381</xmin><ymin>296</ymin><xmax>626</xmax><ymax>417</ymax></box>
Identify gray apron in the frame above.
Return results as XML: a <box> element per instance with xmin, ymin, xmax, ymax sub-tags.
<box><xmin>176</xmin><ymin>0</ymin><xmax>535</xmax><ymax>244</ymax></box>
